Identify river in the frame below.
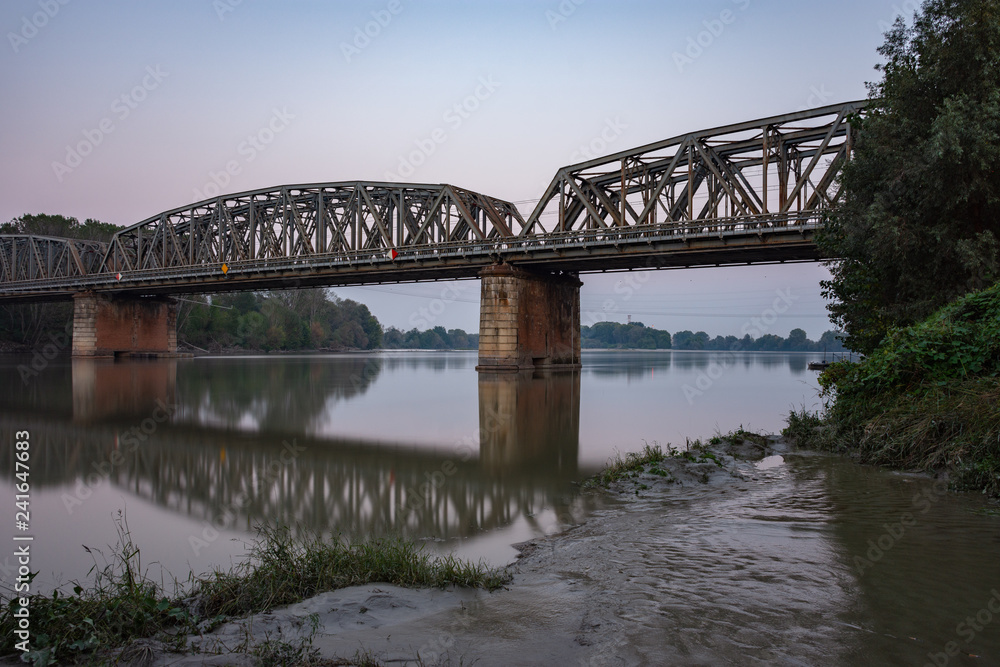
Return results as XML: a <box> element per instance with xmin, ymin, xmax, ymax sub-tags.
<box><xmin>0</xmin><ymin>350</ymin><xmax>997</xmax><ymax>664</ymax></box>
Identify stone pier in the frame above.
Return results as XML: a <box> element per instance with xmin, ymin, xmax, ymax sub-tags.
<box><xmin>72</xmin><ymin>291</ymin><xmax>179</xmax><ymax>358</ymax></box>
<box><xmin>477</xmin><ymin>264</ymin><xmax>581</xmax><ymax>371</ymax></box>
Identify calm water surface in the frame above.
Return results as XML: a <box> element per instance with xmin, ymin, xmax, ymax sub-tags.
<box><xmin>0</xmin><ymin>350</ymin><xmax>997</xmax><ymax>663</ymax></box>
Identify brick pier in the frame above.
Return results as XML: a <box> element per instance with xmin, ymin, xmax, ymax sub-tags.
<box><xmin>476</xmin><ymin>264</ymin><xmax>581</xmax><ymax>371</ymax></box>
<box><xmin>72</xmin><ymin>292</ymin><xmax>179</xmax><ymax>357</ymax></box>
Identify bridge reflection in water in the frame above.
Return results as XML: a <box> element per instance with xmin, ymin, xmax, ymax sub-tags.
<box><xmin>0</xmin><ymin>356</ymin><xmax>588</xmax><ymax>544</ymax></box>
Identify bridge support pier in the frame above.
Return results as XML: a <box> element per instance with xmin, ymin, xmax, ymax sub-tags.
<box><xmin>72</xmin><ymin>291</ymin><xmax>179</xmax><ymax>358</ymax></box>
<box><xmin>477</xmin><ymin>264</ymin><xmax>581</xmax><ymax>371</ymax></box>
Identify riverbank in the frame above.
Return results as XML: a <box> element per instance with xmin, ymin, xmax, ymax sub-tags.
<box><xmin>124</xmin><ymin>432</ymin><xmax>794</xmax><ymax>666</ymax></box>
<box><xmin>799</xmin><ymin>282</ymin><xmax>1000</xmax><ymax>498</ymax></box>
<box><xmin>147</xmin><ymin>434</ymin><xmax>1000</xmax><ymax>667</ymax></box>
<box><xmin>5</xmin><ymin>429</ymin><xmax>999</xmax><ymax>665</ymax></box>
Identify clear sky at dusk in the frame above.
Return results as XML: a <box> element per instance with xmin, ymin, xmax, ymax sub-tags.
<box><xmin>0</xmin><ymin>0</ymin><xmax>918</xmax><ymax>338</ymax></box>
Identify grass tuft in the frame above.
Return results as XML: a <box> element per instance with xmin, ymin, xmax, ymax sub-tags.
<box><xmin>782</xmin><ymin>407</ymin><xmax>826</xmax><ymax>448</ymax></box>
<box><xmin>195</xmin><ymin>525</ymin><xmax>511</xmax><ymax>620</ymax></box>
<box><xmin>0</xmin><ymin>519</ymin><xmax>510</xmax><ymax>665</ymax></box>
<box><xmin>0</xmin><ymin>511</ymin><xmax>194</xmax><ymax>666</ymax></box>
<box><xmin>585</xmin><ymin>443</ymin><xmax>667</xmax><ymax>487</ymax></box>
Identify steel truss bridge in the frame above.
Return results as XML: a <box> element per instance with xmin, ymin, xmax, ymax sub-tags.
<box><xmin>0</xmin><ymin>101</ymin><xmax>866</xmax><ymax>302</ymax></box>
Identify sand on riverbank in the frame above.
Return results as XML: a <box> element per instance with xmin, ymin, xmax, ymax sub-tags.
<box><xmin>117</xmin><ymin>435</ymin><xmax>794</xmax><ymax>666</ymax></box>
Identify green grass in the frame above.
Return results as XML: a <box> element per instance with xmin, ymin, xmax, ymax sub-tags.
<box><xmin>585</xmin><ymin>436</ymin><xmax>749</xmax><ymax>490</ymax></box>
<box><xmin>725</xmin><ymin>426</ymin><xmax>770</xmax><ymax>449</ymax></box>
<box><xmin>0</xmin><ymin>512</ymin><xmax>194</xmax><ymax>666</ymax></box>
<box><xmin>584</xmin><ymin>443</ymin><xmax>668</xmax><ymax>487</ymax></box>
<box><xmin>782</xmin><ymin>407</ymin><xmax>826</xmax><ymax>448</ymax></box>
<box><xmin>802</xmin><ymin>283</ymin><xmax>1000</xmax><ymax>498</ymax></box>
<box><xmin>0</xmin><ymin>516</ymin><xmax>510</xmax><ymax>666</ymax></box>
<box><xmin>195</xmin><ymin>524</ymin><xmax>510</xmax><ymax>620</ymax></box>
<box><xmin>820</xmin><ymin>377</ymin><xmax>1000</xmax><ymax>496</ymax></box>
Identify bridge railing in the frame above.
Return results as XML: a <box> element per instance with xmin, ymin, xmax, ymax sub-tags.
<box><xmin>0</xmin><ymin>211</ymin><xmax>821</xmax><ymax>292</ymax></box>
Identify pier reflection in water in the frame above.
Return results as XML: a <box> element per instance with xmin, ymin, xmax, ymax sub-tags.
<box><xmin>0</xmin><ymin>354</ymin><xmax>593</xmax><ymax>590</ymax></box>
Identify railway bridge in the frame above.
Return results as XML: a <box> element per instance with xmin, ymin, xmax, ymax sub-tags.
<box><xmin>0</xmin><ymin>101</ymin><xmax>865</xmax><ymax>369</ymax></box>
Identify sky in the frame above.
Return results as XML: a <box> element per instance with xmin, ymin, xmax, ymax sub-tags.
<box><xmin>0</xmin><ymin>0</ymin><xmax>917</xmax><ymax>339</ymax></box>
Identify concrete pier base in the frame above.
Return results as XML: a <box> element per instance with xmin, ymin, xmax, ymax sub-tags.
<box><xmin>72</xmin><ymin>291</ymin><xmax>179</xmax><ymax>358</ymax></box>
<box><xmin>477</xmin><ymin>264</ymin><xmax>581</xmax><ymax>371</ymax></box>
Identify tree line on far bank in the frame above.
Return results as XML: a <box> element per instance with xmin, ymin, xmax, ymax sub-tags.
<box><xmin>581</xmin><ymin>321</ymin><xmax>847</xmax><ymax>352</ymax></box>
<box><xmin>178</xmin><ymin>290</ymin><xmax>382</xmax><ymax>351</ymax></box>
<box><xmin>382</xmin><ymin>326</ymin><xmax>478</xmax><ymax>350</ymax></box>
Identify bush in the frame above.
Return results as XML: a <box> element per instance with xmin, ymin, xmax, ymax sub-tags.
<box><xmin>816</xmin><ymin>282</ymin><xmax>1000</xmax><ymax>496</ymax></box>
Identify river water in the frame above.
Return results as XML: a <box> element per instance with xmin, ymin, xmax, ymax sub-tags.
<box><xmin>0</xmin><ymin>350</ymin><xmax>998</xmax><ymax>664</ymax></box>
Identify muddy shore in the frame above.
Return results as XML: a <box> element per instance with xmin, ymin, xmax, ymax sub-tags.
<box><xmin>125</xmin><ymin>435</ymin><xmax>819</xmax><ymax>666</ymax></box>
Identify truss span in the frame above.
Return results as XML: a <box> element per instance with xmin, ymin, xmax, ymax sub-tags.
<box><xmin>0</xmin><ymin>100</ymin><xmax>868</xmax><ymax>301</ymax></box>
<box><xmin>103</xmin><ymin>181</ymin><xmax>525</xmax><ymax>274</ymax></box>
<box><xmin>523</xmin><ymin>100</ymin><xmax>867</xmax><ymax>235</ymax></box>
<box><xmin>0</xmin><ymin>235</ymin><xmax>108</xmax><ymax>283</ymax></box>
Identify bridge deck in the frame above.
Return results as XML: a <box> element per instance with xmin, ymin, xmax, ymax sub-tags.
<box><xmin>0</xmin><ymin>214</ymin><xmax>819</xmax><ymax>302</ymax></box>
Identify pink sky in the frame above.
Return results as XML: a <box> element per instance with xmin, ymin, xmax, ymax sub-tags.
<box><xmin>0</xmin><ymin>0</ymin><xmax>913</xmax><ymax>336</ymax></box>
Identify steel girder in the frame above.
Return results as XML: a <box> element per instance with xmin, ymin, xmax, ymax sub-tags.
<box><xmin>521</xmin><ymin>100</ymin><xmax>868</xmax><ymax>236</ymax></box>
<box><xmin>102</xmin><ymin>182</ymin><xmax>525</xmax><ymax>274</ymax></box>
<box><xmin>0</xmin><ymin>235</ymin><xmax>108</xmax><ymax>283</ymax></box>
<box><xmin>0</xmin><ymin>102</ymin><xmax>869</xmax><ymax>300</ymax></box>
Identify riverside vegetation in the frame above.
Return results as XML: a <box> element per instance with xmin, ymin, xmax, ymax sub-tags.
<box><xmin>794</xmin><ymin>0</ymin><xmax>1000</xmax><ymax>497</ymax></box>
<box><xmin>585</xmin><ymin>428</ymin><xmax>769</xmax><ymax>493</ymax></box>
<box><xmin>0</xmin><ymin>514</ymin><xmax>510</xmax><ymax>666</ymax></box>
<box><xmin>784</xmin><ymin>282</ymin><xmax>1000</xmax><ymax>498</ymax></box>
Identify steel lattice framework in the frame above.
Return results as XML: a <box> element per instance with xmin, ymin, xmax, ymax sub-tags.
<box><xmin>0</xmin><ymin>100</ymin><xmax>867</xmax><ymax>302</ymax></box>
<box><xmin>522</xmin><ymin>99</ymin><xmax>866</xmax><ymax>234</ymax></box>
<box><xmin>0</xmin><ymin>235</ymin><xmax>108</xmax><ymax>283</ymax></box>
<box><xmin>103</xmin><ymin>182</ymin><xmax>525</xmax><ymax>273</ymax></box>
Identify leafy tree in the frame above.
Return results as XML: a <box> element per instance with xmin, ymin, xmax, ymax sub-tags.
<box><xmin>672</xmin><ymin>330</ymin><xmax>709</xmax><ymax>350</ymax></box>
<box><xmin>578</xmin><ymin>322</ymin><xmax>671</xmax><ymax>349</ymax></box>
<box><xmin>819</xmin><ymin>0</ymin><xmax>1000</xmax><ymax>353</ymax></box>
<box><xmin>784</xmin><ymin>328</ymin><xmax>808</xmax><ymax>351</ymax></box>
<box><xmin>237</xmin><ymin>311</ymin><xmax>267</xmax><ymax>349</ymax></box>
<box><xmin>817</xmin><ymin>330</ymin><xmax>846</xmax><ymax>351</ymax></box>
<box><xmin>755</xmin><ymin>334</ymin><xmax>784</xmax><ymax>351</ymax></box>
<box><xmin>381</xmin><ymin>326</ymin><xmax>478</xmax><ymax>349</ymax></box>
<box><xmin>1</xmin><ymin>213</ymin><xmax>119</xmax><ymax>241</ymax></box>
<box><xmin>334</xmin><ymin>321</ymin><xmax>367</xmax><ymax>348</ymax></box>
<box><xmin>382</xmin><ymin>327</ymin><xmax>406</xmax><ymax>348</ymax></box>
<box><xmin>173</xmin><ymin>288</ymin><xmax>384</xmax><ymax>352</ymax></box>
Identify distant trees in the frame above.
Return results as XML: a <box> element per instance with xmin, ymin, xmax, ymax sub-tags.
<box><xmin>0</xmin><ymin>214</ymin><xmax>120</xmax><ymax>348</ymax></box>
<box><xmin>382</xmin><ymin>326</ymin><xmax>478</xmax><ymax>350</ymax></box>
<box><xmin>579</xmin><ymin>322</ymin><xmax>671</xmax><ymax>349</ymax></box>
<box><xmin>579</xmin><ymin>322</ymin><xmax>846</xmax><ymax>352</ymax></box>
<box><xmin>0</xmin><ymin>213</ymin><xmax>119</xmax><ymax>241</ymax></box>
<box><xmin>581</xmin><ymin>321</ymin><xmax>674</xmax><ymax>349</ymax></box>
<box><xmin>177</xmin><ymin>289</ymin><xmax>382</xmax><ymax>352</ymax></box>
<box><xmin>669</xmin><ymin>327</ymin><xmax>847</xmax><ymax>352</ymax></box>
